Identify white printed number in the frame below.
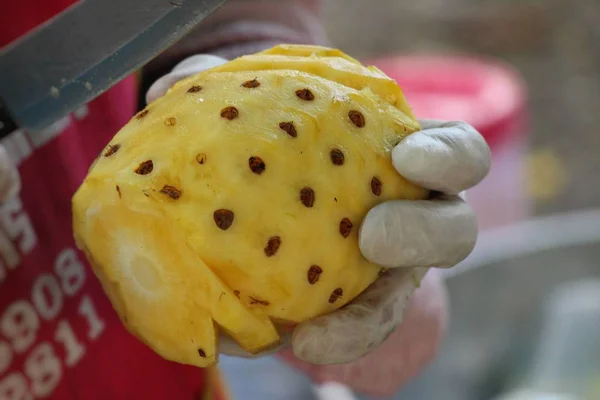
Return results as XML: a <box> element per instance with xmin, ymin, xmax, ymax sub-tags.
<box><xmin>0</xmin><ymin>247</ymin><xmax>106</xmax><ymax>399</ymax></box>
<box><xmin>54</xmin><ymin>321</ymin><xmax>84</xmax><ymax>367</ymax></box>
<box><xmin>0</xmin><ymin>296</ymin><xmax>105</xmax><ymax>399</ymax></box>
<box><xmin>0</xmin><ymin>373</ymin><xmax>33</xmax><ymax>400</ymax></box>
<box><xmin>31</xmin><ymin>275</ymin><xmax>63</xmax><ymax>321</ymax></box>
<box><xmin>0</xmin><ymin>196</ymin><xmax>37</xmax><ymax>258</ymax></box>
<box><xmin>54</xmin><ymin>249</ymin><xmax>85</xmax><ymax>297</ymax></box>
<box><xmin>24</xmin><ymin>343</ymin><xmax>62</xmax><ymax>398</ymax></box>
<box><xmin>1</xmin><ymin>302</ymin><xmax>39</xmax><ymax>354</ymax></box>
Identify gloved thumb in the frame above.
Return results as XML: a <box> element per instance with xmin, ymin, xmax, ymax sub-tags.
<box><xmin>146</xmin><ymin>54</ymin><xmax>229</xmax><ymax>104</ymax></box>
<box><xmin>0</xmin><ymin>146</ymin><xmax>21</xmax><ymax>202</ymax></box>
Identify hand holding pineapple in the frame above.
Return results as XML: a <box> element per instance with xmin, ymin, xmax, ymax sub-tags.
<box><xmin>73</xmin><ymin>45</ymin><xmax>490</xmax><ymax>374</ymax></box>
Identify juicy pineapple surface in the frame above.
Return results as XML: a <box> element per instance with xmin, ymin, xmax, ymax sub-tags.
<box><xmin>72</xmin><ymin>45</ymin><xmax>429</xmax><ymax>367</ymax></box>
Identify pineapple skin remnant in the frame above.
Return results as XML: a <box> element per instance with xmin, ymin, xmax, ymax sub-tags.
<box><xmin>72</xmin><ymin>44</ymin><xmax>429</xmax><ymax>368</ymax></box>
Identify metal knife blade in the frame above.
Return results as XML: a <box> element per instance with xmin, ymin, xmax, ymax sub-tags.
<box><xmin>0</xmin><ymin>0</ymin><xmax>226</xmax><ymax>140</ymax></box>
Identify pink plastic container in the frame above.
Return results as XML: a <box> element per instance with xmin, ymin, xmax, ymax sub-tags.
<box><xmin>367</xmin><ymin>55</ymin><xmax>531</xmax><ymax>231</ymax></box>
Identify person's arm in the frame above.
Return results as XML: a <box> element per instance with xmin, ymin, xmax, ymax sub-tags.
<box><xmin>139</xmin><ymin>0</ymin><xmax>326</xmax><ymax>108</ymax></box>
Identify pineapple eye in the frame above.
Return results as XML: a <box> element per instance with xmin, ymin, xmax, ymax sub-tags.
<box><xmin>330</xmin><ymin>148</ymin><xmax>345</xmax><ymax>165</ymax></box>
<box><xmin>197</xmin><ymin>349</ymin><xmax>206</xmax><ymax>358</ymax></box>
<box><xmin>248</xmin><ymin>156</ymin><xmax>266</xmax><ymax>175</ymax></box>
<box><xmin>159</xmin><ymin>185</ymin><xmax>182</xmax><ymax>199</ymax></box>
<box><xmin>164</xmin><ymin>117</ymin><xmax>177</xmax><ymax>126</ymax></box>
<box><xmin>103</xmin><ymin>143</ymin><xmax>120</xmax><ymax>157</ymax></box>
<box><xmin>242</xmin><ymin>78</ymin><xmax>260</xmax><ymax>88</ymax></box>
<box><xmin>279</xmin><ymin>121</ymin><xmax>297</xmax><ymax>138</ymax></box>
<box><xmin>196</xmin><ymin>153</ymin><xmax>207</xmax><ymax>164</ymax></box>
<box><xmin>371</xmin><ymin>177</ymin><xmax>382</xmax><ymax>196</ymax></box>
<box><xmin>187</xmin><ymin>85</ymin><xmax>202</xmax><ymax>93</ymax></box>
<box><xmin>220</xmin><ymin>106</ymin><xmax>239</xmax><ymax>120</ymax></box>
<box><xmin>329</xmin><ymin>288</ymin><xmax>343</xmax><ymax>304</ymax></box>
<box><xmin>295</xmin><ymin>88</ymin><xmax>315</xmax><ymax>101</ymax></box>
<box><xmin>307</xmin><ymin>265</ymin><xmax>322</xmax><ymax>284</ymax></box>
<box><xmin>299</xmin><ymin>187</ymin><xmax>315</xmax><ymax>208</ymax></box>
<box><xmin>213</xmin><ymin>209</ymin><xmax>234</xmax><ymax>230</ymax></box>
<box><xmin>348</xmin><ymin>110</ymin><xmax>366</xmax><ymax>128</ymax></box>
<box><xmin>264</xmin><ymin>236</ymin><xmax>281</xmax><ymax>257</ymax></box>
<box><xmin>135</xmin><ymin>109</ymin><xmax>149</xmax><ymax>120</ymax></box>
<box><xmin>339</xmin><ymin>218</ymin><xmax>353</xmax><ymax>238</ymax></box>
<box><xmin>134</xmin><ymin>160</ymin><xmax>154</xmax><ymax>175</ymax></box>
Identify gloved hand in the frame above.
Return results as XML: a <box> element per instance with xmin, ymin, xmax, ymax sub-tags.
<box><xmin>289</xmin><ymin>118</ymin><xmax>490</xmax><ymax>364</ymax></box>
<box><xmin>148</xmin><ymin>54</ymin><xmax>491</xmax><ymax>394</ymax></box>
<box><xmin>278</xmin><ymin>118</ymin><xmax>490</xmax><ymax>396</ymax></box>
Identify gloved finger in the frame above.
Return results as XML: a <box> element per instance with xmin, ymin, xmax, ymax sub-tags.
<box><xmin>218</xmin><ymin>329</ymin><xmax>291</xmax><ymax>358</ymax></box>
<box><xmin>0</xmin><ymin>146</ymin><xmax>21</xmax><ymax>202</ymax></box>
<box><xmin>393</xmin><ymin>120</ymin><xmax>491</xmax><ymax>195</ymax></box>
<box><xmin>359</xmin><ymin>195</ymin><xmax>477</xmax><ymax>269</ymax></box>
<box><xmin>278</xmin><ymin>269</ymin><xmax>447</xmax><ymax>396</ymax></box>
<box><xmin>145</xmin><ymin>54</ymin><xmax>228</xmax><ymax>104</ymax></box>
<box><xmin>290</xmin><ymin>267</ymin><xmax>429</xmax><ymax>364</ymax></box>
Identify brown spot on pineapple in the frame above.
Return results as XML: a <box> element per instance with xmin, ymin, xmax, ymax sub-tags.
<box><xmin>349</xmin><ymin>110</ymin><xmax>366</xmax><ymax>128</ymax></box>
<box><xmin>198</xmin><ymin>348</ymin><xmax>206</xmax><ymax>358</ymax></box>
<box><xmin>371</xmin><ymin>177</ymin><xmax>382</xmax><ymax>196</ymax></box>
<box><xmin>233</xmin><ymin>290</ymin><xmax>240</xmax><ymax>298</ymax></box>
<box><xmin>220</xmin><ymin>106</ymin><xmax>239</xmax><ymax>120</ymax></box>
<box><xmin>136</xmin><ymin>109</ymin><xmax>149</xmax><ymax>119</ymax></box>
<box><xmin>242</xmin><ymin>78</ymin><xmax>260</xmax><ymax>88</ymax></box>
<box><xmin>159</xmin><ymin>185</ymin><xmax>181</xmax><ymax>199</ymax></box>
<box><xmin>248</xmin><ymin>156</ymin><xmax>266</xmax><ymax>175</ymax></box>
<box><xmin>339</xmin><ymin>218</ymin><xmax>353</xmax><ymax>238</ymax></box>
<box><xmin>307</xmin><ymin>265</ymin><xmax>323</xmax><ymax>284</ymax></box>
<box><xmin>116</xmin><ymin>186</ymin><xmax>122</xmax><ymax>198</ymax></box>
<box><xmin>300</xmin><ymin>187</ymin><xmax>315</xmax><ymax>208</ymax></box>
<box><xmin>103</xmin><ymin>144</ymin><xmax>120</xmax><ymax>157</ymax></box>
<box><xmin>134</xmin><ymin>160</ymin><xmax>154</xmax><ymax>175</ymax></box>
<box><xmin>187</xmin><ymin>85</ymin><xmax>202</xmax><ymax>93</ymax></box>
<box><xmin>249</xmin><ymin>297</ymin><xmax>270</xmax><ymax>306</ymax></box>
<box><xmin>330</xmin><ymin>149</ymin><xmax>345</xmax><ymax>165</ymax></box>
<box><xmin>329</xmin><ymin>288</ymin><xmax>343</xmax><ymax>304</ymax></box>
<box><xmin>296</xmin><ymin>88</ymin><xmax>315</xmax><ymax>101</ymax></box>
<box><xmin>164</xmin><ymin>117</ymin><xmax>177</xmax><ymax>126</ymax></box>
<box><xmin>279</xmin><ymin>122</ymin><xmax>297</xmax><ymax>138</ymax></box>
<box><xmin>196</xmin><ymin>153</ymin><xmax>207</xmax><ymax>164</ymax></box>
<box><xmin>264</xmin><ymin>236</ymin><xmax>281</xmax><ymax>257</ymax></box>
<box><xmin>213</xmin><ymin>209</ymin><xmax>234</xmax><ymax>230</ymax></box>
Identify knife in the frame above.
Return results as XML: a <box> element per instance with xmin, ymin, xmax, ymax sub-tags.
<box><xmin>0</xmin><ymin>0</ymin><xmax>227</xmax><ymax>141</ymax></box>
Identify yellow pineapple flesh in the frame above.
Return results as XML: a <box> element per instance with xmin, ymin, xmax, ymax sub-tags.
<box><xmin>72</xmin><ymin>44</ymin><xmax>429</xmax><ymax>367</ymax></box>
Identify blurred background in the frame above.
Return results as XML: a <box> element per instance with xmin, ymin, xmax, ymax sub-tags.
<box><xmin>325</xmin><ymin>0</ymin><xmax>599</xmax><ymax>217</ymax></box>
<box><xmin>220</xmin><ymin>0</ymin><xmax>600</xmax><ymax>399</ymax></box>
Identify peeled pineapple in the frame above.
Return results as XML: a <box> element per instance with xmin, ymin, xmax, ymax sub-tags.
<box><xmin>72</xmin><ymin>44</ymin><xmax>429</xmax><ymax>367</ymax></box>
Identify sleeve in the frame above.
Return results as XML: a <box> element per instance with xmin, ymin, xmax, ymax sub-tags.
<box><xmin>142</xmin><ymin>0</ymin><xmax>326</xmax><ymax>81</ymax></box>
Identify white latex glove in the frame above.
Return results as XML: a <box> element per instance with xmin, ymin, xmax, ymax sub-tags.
<box><xmin>146</xmin><ymin>54</ymin><xmax>492</xmax><ymax>364</ymax></box>
<box><xmin>146</xmin><ymin>54</ymin><xmax>230</xmax><ymax>104</ymax></box>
